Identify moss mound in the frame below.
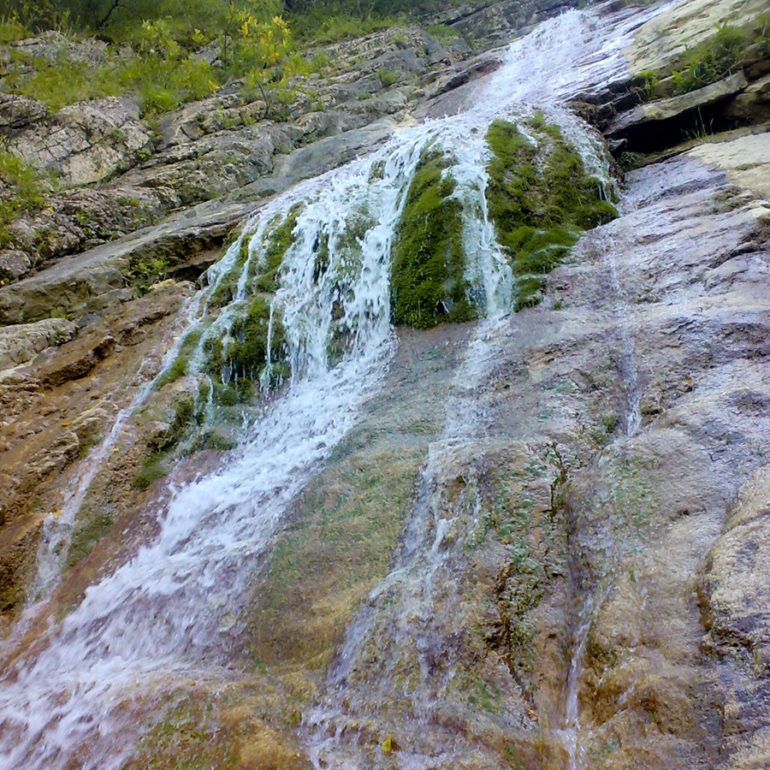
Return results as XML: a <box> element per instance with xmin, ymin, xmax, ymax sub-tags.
<box><xmin>486</xmin><ymin>115</ymin><xmax>617</xmax><ymax>310</ymax></box>
<box><xmin>390</xmin><ymin>149</ymin><xmax>476</xmax><ymax>329</ymax></box>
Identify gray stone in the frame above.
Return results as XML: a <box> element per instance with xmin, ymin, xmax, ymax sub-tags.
<box><xmin>610</xmin><ymin>72</ymin><xmax>749</xmax><ymax>135</ymax></box>
<box><xmin>11</xmin><ymin>97</ymin><xmax>153</xmax><ymax>187</ymax></box>
<box><xmin>0</xmin><ymin>251</ymin><xmax>32</xmax><ymax>284</ymax></box>
<box><xmin>0</xmin><ymin>318</ymin><xmax>77</xmax><ymax>371</ymax></box>
<box><xmin>0</xmin><ymin>94</ymin><xmax>47</xmax><ymax>130</ymax></box>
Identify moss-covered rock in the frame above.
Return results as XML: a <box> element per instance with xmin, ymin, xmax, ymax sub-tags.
<box><xmin>155</xmin><ymin>328</ymin><xmax>204</xmax><ymax>388</ymax></box>
<box><xmin>390</xmin><ymin>149</ymin><xmax>476</xmax><ymax>329</ymax></box>
<box><xmin>228</xmin><ymin>296</ymin><xmax>288</xmax><ymax>383</ymax></box>
<box><xmin>208</xmin><ymin>238</ymin><xmax>251</xmax><ymax>309</ymax></box>
<box><xmin>486</xmin><ymin>115</ymin><xmax>617</xmax><ymax>310</ymax></box>
<box><xmin>250</xmin><ymin>205</ymin><xmax>302</xmax><ymax>293</ymax></box>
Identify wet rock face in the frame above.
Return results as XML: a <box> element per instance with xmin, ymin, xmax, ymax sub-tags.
<box><xmin>267</xmin><ymin>133</ymin><xmax>765</xmax><ymax>769</ymax></box>
<box><xmin>0</xmin><ymin>281</ymin><xmax>190</xmax><ymax>619</ymax></box>
<box><xmin>701</xmin><ymin>467</ymin><xmax>770</xmax><ymax>768</ymax></box>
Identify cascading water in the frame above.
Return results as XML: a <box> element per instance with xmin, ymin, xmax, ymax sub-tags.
<box><xmin>27</xmin><ymin>295</ymin><xmax>203</xmax><ymax>606</ymax></box>
<box><xmin>0</xmin><ymin>2</ymin><xmax>673</xmax><ymax>768</ymax></box>
<box><xmin>302</xmin><ymin>4</ymin><xmax>673</xmax><ymax>768</ymax></box>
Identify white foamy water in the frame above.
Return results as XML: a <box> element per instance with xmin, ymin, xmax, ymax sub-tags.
<box><xmin>0</xmin><ymin>2</ymin><xmax>672</xmax><ymax>767</ymax></box>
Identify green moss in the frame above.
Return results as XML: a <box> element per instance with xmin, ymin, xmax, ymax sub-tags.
<box><xmin>249</xmin><ymin>206</ymin><xmax>302</xmax><ymax>293</ymax></box>
<box><xmin>246</xmin><ymin>445</ymin><xmax>422</xmax><ymax>667</ymax></box>
<box><xmin>155</xmin><ymin>329</ymin><xmax>203</xmax><ymax>389</ymax></box>
<box><xmin>312</xmin><ymin>229</ymin><xmax>330</xmax><ymax>283</ymax></box>
<box><xmin>202</xmin><ymin>334</ymin><xmax>225</xmax><ymax>376</ymax></box>
<box><xmin>218</xmin><ymin>384</ymin><xmax>239</xmax><ymax>406</ymax></box>
<box><xmin>227</xmin><ymin>296</ymin><xmax>287</xmax><ymax>381</ymax></box>
<box><xmin>391</xmin><ymin>149</ymin><xmax>476</xmax><ymax>329</ymax></box>
<box><xmin>148</xmin><ymin>397</ymin><xmax>196</xmax><ymax>454</ymax></box>
<box><xmin>485</xmin><ymin>117</ymin><xmax>617</xmax><ymax>311</ymax></box>
<box><xmin>134</xmin><ymin>453</ymin><xmax>169</xmax><ymax>490</ymax></box>
<box><xmin>189</xmin><ymin>429</ymin><xmax>238</xmax><ymax>453</ymax></box>
<box><xmin>208</xmin><ymin>238</ymin><xmax>250</xmax><ymax>309</ymax></box>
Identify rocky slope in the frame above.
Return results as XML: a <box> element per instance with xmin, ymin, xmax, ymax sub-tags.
<box><xmin>0</xmin><ymin>0</ymin><xmax>768</xmax><ymax>768</ymax></box>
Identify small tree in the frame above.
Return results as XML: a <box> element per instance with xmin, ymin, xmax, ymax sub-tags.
<box><xmin>228</xmin><ymin>12</ymin><xmax>297</xmax><ymax>119</ymax></box>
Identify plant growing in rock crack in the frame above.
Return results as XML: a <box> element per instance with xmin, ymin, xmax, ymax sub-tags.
<box><xmin>0</xmin><ymin>143</ymin><xmax>50</xmax><ymax>247</ymax></box>
<box><xmin>670</xmin><ymin>23</ymin><xmax>745</xmax><ymax>95</ymax></box>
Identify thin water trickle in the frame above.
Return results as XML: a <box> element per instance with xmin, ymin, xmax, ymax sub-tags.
<box><xmin>556</xmin><ymin>587</ymin><xmax>610</xmax><ymax>770</ymax></box>
<box><xmin>606</xmin><ymin>233</ymin><xmax>643</xmax><ymax>438</ymax></box>
<box><xmin>28</xmin><ymin>294</ymin><xmax>204</xmax><ymax>606</ymax></box>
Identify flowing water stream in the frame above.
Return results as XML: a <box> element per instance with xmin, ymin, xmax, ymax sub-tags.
<box><xmin>0</xmin><ymin>2</ymin><xmax>672</xmax><ymax>767</ymax></box>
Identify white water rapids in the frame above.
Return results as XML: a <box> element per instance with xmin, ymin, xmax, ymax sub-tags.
<box><xmin>0</xmin><ymin>2</ymin><xmax>669</xmax><ymax>768</ymax></box>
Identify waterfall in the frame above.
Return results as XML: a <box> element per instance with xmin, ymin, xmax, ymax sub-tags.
<box><xmin>302</xmin><ymin>4</ymin><xmax>671</xmax><ymax>768</ymax></box>
<box><xmin>0</xmin><ymin>2</ymin><xmax>672</xmax><ymax>768</ymax></box>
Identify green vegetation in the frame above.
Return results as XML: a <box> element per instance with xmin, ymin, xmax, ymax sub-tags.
<box><xmin>155</xmin><ymin>329</ymin><xmax>204</xmax><ymax>388</ymax></box>
<box><xmin>4</xmin><ymin>38</ymin><xmax>217</xmax><ymax>114</ymax></box>
<box><xmin>226</xmin><ymin>296</ymin><xmax>287</xmax><ymax>381</ymax></box>
<box><xmin>249</xmin><ymin>206</ymin><xmax>301</xmax><ymax>292</ymax></box>
<box><xmin>246</xmin><ymin>443</ymin><xmax>422</xmax><ymax>666</ymax></box>
<box><xmin>134</xmin><ymin>453</ymin><xmax>169</xmax><ymax>489</ymax></box>
<box><xmin>208</xmin><ymin>239</ymin><xmax>251</xmax><ymax>308</ymax></box>
<box><xmin>0</xmin><ymin>3</ymin><xmax>297</xmax><ymax>117</ymax></box>
<box><xmin>0</xmin><ymin>147</ymin><xmax>50</xmax><ymax>246</ymax></box>
<box><xmin>198</xmin><ymin>208</ymin><xmax>299</xmax><ymax>397</ymax></box>
<box><xmin>639</xmin><ymin>69</ymin><xmax>659</xmax><ymax>100</ymax></box>
<box><xmin>485</xmin><ymin>116</ymin><xmax>616</xmax><ymax>310</ymax></box>
<box><xmin>0</xmin><ymin>0</ymin><xmax>473</xmax><ymax>118</ymax></box>
<box><xmin>427</xmin><ymin>23</ymin><xmax>460</xmax><ymax>44</ymax></box>
<box><xmin>390</xmin><ymin>148</ymin><xmax>475</xmax><ymax>328</ymax></box>
<box><xmin>377</xmin><ymin>68</ymin><xmax>400</xmax><ymax>87</ymax></box>
<box><xmin>760</xmin><ymin>12</ymin><xmax>770</xmax><ymax>57</ymax></box>
<box><xmin>127</xmin><ymin>251</ymin><xmax>170</xmax><ymax>294</ymax></box>
<box><xmin>671</xmin><ymin>23</ymin><xmax>745</xmax><ymax>95</ymax></box>
<box><xmin>291</xmin><ymin>12</ymin><xmax>394</xmax><ymax>45</ymax></box>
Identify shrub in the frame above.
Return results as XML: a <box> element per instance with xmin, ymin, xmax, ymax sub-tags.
<box><xmin>639</xmin><ymin>69</ymin><xmax>659</xmax><ymax>100</ymax></box>
<box><xmin>0</xmin><ymin>147</ymin><xmax>49</xmax><ymax>246</ymax></box>
<box><xmin>427</xmin><ymin>23</ymin><xmax>460</xmax><ymax>44</ymax></box>
<box><xmin>377</xmin><ymin>68</ymin><xmax>400</xmax><ymax>87</ymax></box>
